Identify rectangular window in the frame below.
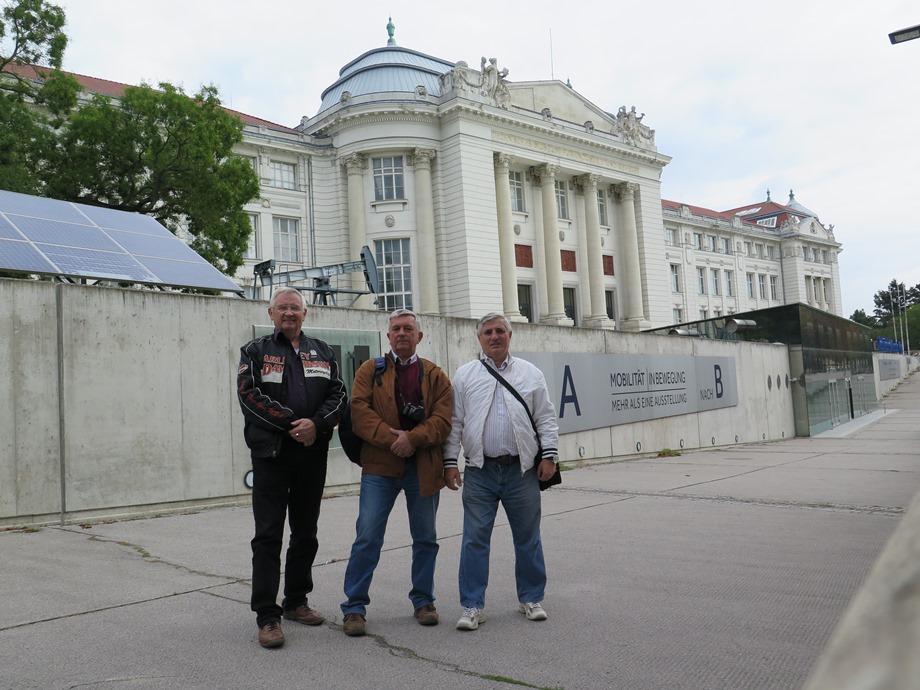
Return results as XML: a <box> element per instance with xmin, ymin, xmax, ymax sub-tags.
<box><xmin>711</xmin><ymin>268</ymin><xmax>720</xmax><ymax>296</ymax></box>
<box><xmin>699</xmin><ymin>309</ymin><xmax>708</xmax><ymax>320</ymax></box>
<box><xmin>517</xmin><ymin>284</ymin><xmax>533</xmax><ymax>323</ymax></box>
<box><xmin>563</xmin><ymin>286</ymin><xmax>577</xmax><ymax>324</ymax></box>
<box><xmin>697</xmin><ymin>267</ymin><xmax>706</xmax><ymax>295</ymax></box>
<box><xmin>725</xmin><ymin>270</ymin><xmax>734</xmax><ymax>297</ymax></box>
<box><xmin>375</xmin><ymin>238</ymin><xmax>413</xmax><ymax>310</ymax></box>
<box><xmin>693</xmin><ymin>233</ymin><xmax>703</xmax><ymax>250</ymax></box>
<box><xmin>605</xmin><ymin>289</ymin><xmax>616</xmax><ymax>322</ymax></box>
<box><xmin>271</xmin><ymin>161</ymin><xmax>297</xmax><ymax>190</ymax></box>
<box><xmin>758</xmin><ymin>274</ymin><xmax>767</xmax><ymax>299</ymax></box>
<box><xmin>746</xmin><ymin>273</ymin><xmax>755</xmax><ymax>299</ymax></box>
<box><xmin>554</xmin><ymin>180</ymin><xmax>569</xmax><ymax>219</ymax></box>
<box><xmin>721</xmin><ymin>237</ymin><xmax>731</xmax><ymax>254</ymax></box>
<box><xmin>272</xmin><ymin>217</ymin><xmax>299</xmax><ymax>262</ymax></box>
<box><xmin>372</xmin><ymin>156</ymin><xmax>405</xmax><ymax>201</ymax></box>
<box><xmin>823</xmin><ymin>279</ymin><xmax>830</xmax><ymax>302</ymax></box>
<box><xmin>770</xmin><ymin>275</ymin><xmax>778</xmax><ymax>300</ymax></box>
<box><xmin>767</xmin><ymin>245</ymin><xmax>775</xmax><ymax>260</ymax></box>
<box><xmin>756</xmin><ymin>243</ymin><xmax>764</xmax><ymax>258</ymax></box>
<box><xmin>708</xmin><ymin>235</ymin><xmax>718</xmax><ymax>252</ymax></box>
<box><xmin>670</xmin><ymin>264</ymin><xmax>681</xmax><ymax>293</ymax></box>
<box><xmin>822</xmin><ymin>249</ymin><xmax>828</xmax><ymax>264</ymax></box>
<box><xmin>673</xmin><ymin>307</ymin><xmax>683</xmax><ymax>322</ymax></box>
<box><xmin>509</xmin><ymin>171</ymin><xmax>525</xmax><ymax>213</ymax></box>
<box><xmin>243</xmin><ymin>213</ymin><xmax>259</xmax><ymax>259</ymax></box>
<box><xmin>744</xmin><ymin>241</ymin><xmax>752</xmax><ymax>257</ymax></box>
<box><xmin>597</xmin><ymin>189</ymin><xmax>608</xmax><ymax>227</ymax></box>
<box><xmin>714</xmin><ymin>308</ymin><xmax>722</xmax><ymax>318</ymax></box>
<box><xmin>813</xmin><ymin>277</ymin><xmax>821</xmax><ymax>301</ymax></box>
<box><xmin>666</xmin><ymin>227</ymin><xmax>679</xmax><ymax>247</ymax></box>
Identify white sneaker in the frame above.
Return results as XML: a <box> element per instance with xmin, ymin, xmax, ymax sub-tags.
<box><xmin>456</xmin><ymin>607</ymin><xmax>485</xmax><ymax>630</ymax></box>
<box><xmin>518</xmin><ymin>602</ymin><xmax>548</xmax><ymax>621</ymax></box>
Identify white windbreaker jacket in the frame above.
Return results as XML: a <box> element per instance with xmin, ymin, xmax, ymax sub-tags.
<box><xmin>444</xmin><ymin>354</ymin><xmax>559</xmax><ymax>473</ymax></box>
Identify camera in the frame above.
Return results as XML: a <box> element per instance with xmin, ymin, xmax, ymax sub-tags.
<box><xmin>402</xmin><ymin>402</ymin><xmax>426</xmax><ymax>422</ymax></box>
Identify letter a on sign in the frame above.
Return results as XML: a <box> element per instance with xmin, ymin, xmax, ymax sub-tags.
<box><xmin>559</xmin><ymin>365</ymin><xmax>581</xmax><ymax>418</ymax></box>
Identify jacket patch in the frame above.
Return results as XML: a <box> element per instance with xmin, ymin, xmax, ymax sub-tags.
<box><xmin>303</xmin><ymin>360</ymin><xmax>331</xmax><ymax>379</ymax></box>
<box><xmin>239</xmin><ymin>364</ymin><xmax>248</xmax><ymax>375</ymax></box>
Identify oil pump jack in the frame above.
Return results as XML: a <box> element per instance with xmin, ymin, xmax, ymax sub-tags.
<box><xmin>250</xmin><ymin>246</ymin><xmax>379</xmax><ymax>307</ymax></box>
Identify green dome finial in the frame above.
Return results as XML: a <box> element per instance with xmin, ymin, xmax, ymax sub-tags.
<box><xmin>386</xmin><ymin>16</ymin><xmax>396</xmax><ymax>46</ymax></box>
<box><xmin>766</xmin><ymin>188</ymin><xmax>771</xmax><ymax>201</ymax></box>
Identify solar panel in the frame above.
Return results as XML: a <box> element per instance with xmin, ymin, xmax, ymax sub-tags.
<box><xmin>0</xmin><ymin>189</ymin><xmax>243</xmax><ymax>294</ymax></box>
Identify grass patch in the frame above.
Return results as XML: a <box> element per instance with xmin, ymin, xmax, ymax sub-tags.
<box><xmin>657</xmin><ymin>448</ymin><xmax>681</xmax><ymax>457</ymax></box>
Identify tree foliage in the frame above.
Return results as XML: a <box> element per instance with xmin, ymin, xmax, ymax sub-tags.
<box><xmin>41</xmin><ymin>83</ymin><xmax>260</xmax><ymax>273</ymax></box>
<box><xmin>849</xmin><ymin>308</ymin><xmax>876</xmax><ymax>328</ymax></box>
<box><xmin>1</xmin><ymin>0</ymin><xmax>260</xmax><ymax>275</ymax></box>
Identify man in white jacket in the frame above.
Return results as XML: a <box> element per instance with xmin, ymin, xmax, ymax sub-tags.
<box><xmin>444</xmin><ymin>312</ymin><xmax>559</xmax><ymax>631</ymax></box>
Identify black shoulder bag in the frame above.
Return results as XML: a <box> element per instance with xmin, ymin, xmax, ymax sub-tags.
<box><xmin>480</xmin><ymin>360</ymin><xmax>562</xmax><ymax>491</ymax></box>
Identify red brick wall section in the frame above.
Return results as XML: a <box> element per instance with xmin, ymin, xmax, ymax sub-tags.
<box><xmin>603</xmin><ymin>255</ymin><xmax>614</xmax><ymax>276</ymax></box>
<box><xmin>515</xmin><ymin>244</ymin><xmax>533</xmax><ymax>268</ymax></box>
<box><xmin>561</xmin><ymin>250</ymin><xmax>576</xmax><ymax>272</ymax></box>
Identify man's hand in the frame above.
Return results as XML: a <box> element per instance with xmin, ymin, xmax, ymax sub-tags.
<box><xmin>389</xmin><ymin>428</ymin><xmax>415</xmax><ymax>458</ymax></box>
<box><xmin>289</xmin><ymin>418</ymin><xmax>317</xmax><ymax>446</ymax></box>
<box><xmin>444</xmin><ymin>467</ymin><xmax>462</xmax><ymax>491</ymax></box>
<box><xmin>537</xmin><ymin>458</ymin><xmax>557</xmax><ymax>481</ymax></box>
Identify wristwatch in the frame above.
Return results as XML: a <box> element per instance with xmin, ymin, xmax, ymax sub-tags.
<box><xmin>544</xmin><ymin>455</ymin><xmax>559</xmax><ymax>464</ymax></box>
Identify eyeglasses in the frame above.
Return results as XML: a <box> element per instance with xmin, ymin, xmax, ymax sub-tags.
<box><xmin>274</xmin><ymin>305</ymin><xmax>304</xmax><ymax>314</ymax></box>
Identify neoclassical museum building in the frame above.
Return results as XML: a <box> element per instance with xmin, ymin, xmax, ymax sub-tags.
<box><xmin>12</xmin><ymin>24</ymin><xmax>845</xmax><ymax>329</ymax></box>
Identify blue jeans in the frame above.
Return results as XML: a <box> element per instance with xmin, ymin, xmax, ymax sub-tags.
<box><xmin>341</xmin><ymin>459</ymin><xmax>440</xmax><ymax>616</ymax></box>
<box><xmin>459</xmin><ymin>461</ymin><xmax>546</xmax><ymax>609</ymax></box>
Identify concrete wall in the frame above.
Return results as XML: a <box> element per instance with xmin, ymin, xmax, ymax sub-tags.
<box><xmin>1</xmin><ymin>278</ymin><xmax>796</xmax><ymax>528</ymax></box>
<box><xmin>874</xmin><ymin>353</ymin><xmax>919</xmax><ymax>398</ymax></box>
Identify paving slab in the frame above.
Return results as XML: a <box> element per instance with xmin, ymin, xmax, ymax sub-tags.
<box><xmin>2</xmin><ymin>373</ymin><xmax>919</xmax><ymax>690</ymax></box>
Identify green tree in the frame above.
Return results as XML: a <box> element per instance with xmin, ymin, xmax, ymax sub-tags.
<box><xmin>849</xmin><ymin>308</ymin><xmax>877</xmax><ymax>328</ymax></box>
<box><xmin>0</xmin><ymin>0</ymin><xmax>76</xmax><ymax>193</ymax></box>
<box><xmin>41</xmin><ymin>82</ymin><xmax>260</xmax><ymax>273</ymax></box>
<box><xmin>1</xmin><ymin>0</ymin><xmax>259</xmax><ymax>275</ymax></box>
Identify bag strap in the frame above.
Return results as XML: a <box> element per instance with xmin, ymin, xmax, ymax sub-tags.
<box><xmin>479</xmin><ymin>359</ymin><xmax>539</xmax><ymax>438</ymax></box>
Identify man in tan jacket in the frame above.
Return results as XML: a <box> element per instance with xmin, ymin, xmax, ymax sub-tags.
<box><xmin>340</xmin><ymin>309</ymin><xmax>458</xmax><ymax>636</ymax></box>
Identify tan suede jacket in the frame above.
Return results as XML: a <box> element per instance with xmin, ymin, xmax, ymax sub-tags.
<box><xmin>350</xmin><ymin>353</ymin><xmax>452</xmax><ymax>497</ymax></box>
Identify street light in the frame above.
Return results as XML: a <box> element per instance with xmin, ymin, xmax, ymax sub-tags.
<box><xmin>889</xmin><ymin>24</ymin><xmax>920</xmax><ymax>44</ymax></box>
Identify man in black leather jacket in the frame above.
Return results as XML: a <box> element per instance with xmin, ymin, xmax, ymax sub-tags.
<box><xmin>238</xmin><ymin>287</ymin><xmax>346</xmax><ymax>648</ymax></box>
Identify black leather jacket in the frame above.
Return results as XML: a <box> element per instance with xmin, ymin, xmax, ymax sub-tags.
<box><xmin>238</xmin><ymin>330</ymin><xmax>346</xmax><ymax>459</ymax></box>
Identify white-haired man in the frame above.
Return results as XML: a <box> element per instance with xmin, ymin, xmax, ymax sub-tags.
<box><xmin>444</xmin><ymin>312</ymin><xmax>559</xmax><ymax>631</ymax></box>
<box><xmin>238</xmin><ymin>287</ymin><xmax>346</xmax><ymax>648</ymax></box>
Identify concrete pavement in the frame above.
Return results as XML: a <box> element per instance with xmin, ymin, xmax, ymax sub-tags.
<box><xmin>2</xmin><ymin>373</ymin><xmax>919</xmax><ymax>690</ymax></box>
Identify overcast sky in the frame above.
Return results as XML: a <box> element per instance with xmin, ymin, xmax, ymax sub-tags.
<box><xmin>50</xmin><ymin>0</ymin><xmax>920</xmax><ymax>316</ymax></box>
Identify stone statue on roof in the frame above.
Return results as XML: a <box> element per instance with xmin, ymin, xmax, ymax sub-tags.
<box><xmin>439</xmin><ymin>60</ymin><xmax>480</xmax><ymax>95</ymax></box>
<box><xmin>615</xmin><ymin>105</ymin><xmax>655</xmax><ymax>147</ymax></box>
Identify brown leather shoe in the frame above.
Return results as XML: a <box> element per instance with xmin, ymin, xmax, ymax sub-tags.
<box><xmin>413</xmin><ymin>604</ymin><xmax>439</xmax><ymax>626</ymax></box>
<box><xmin>343</xmin><ymin>613</ymin><xmax>366</xmax><ymax>637</ymax></box>
<box><xmin>258</xmin><ymin>621</ymin><xmax>284</xmax><ymax>648</ymax></box>
<box><xmin>283</xmin><ymin>603</ymin><xmax>325</xmax><ymax>626</ymax></box>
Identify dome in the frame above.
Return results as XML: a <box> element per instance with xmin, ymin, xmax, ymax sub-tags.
<box><xmin>317</xmin><ymin>46</ymin><xmax>455</xmax><ymax>115</ymax></box>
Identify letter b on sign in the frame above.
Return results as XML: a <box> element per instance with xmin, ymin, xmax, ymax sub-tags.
<box><xmin>713</xmin><ymin>365</ymin><xmax>723</xmax><ymax>399</ymax></box>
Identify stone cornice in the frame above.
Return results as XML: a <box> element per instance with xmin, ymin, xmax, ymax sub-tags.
<box><xmin>438</xmin><ymin>101</ymin><xmax>670</xmax><ymax>169</ymax></box>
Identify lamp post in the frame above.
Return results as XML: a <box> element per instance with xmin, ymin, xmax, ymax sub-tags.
<box><xmin>889</xmin><ymin>24</ymin><xmax>920</xmax><ymax>44</ymax></box>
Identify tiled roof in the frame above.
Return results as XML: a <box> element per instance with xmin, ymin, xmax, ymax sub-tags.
<box><xmin>2</xmin><ymin>63</ymin><xmax>297</xmax><ymax>133</ymax></box>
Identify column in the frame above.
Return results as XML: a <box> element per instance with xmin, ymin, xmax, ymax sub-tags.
<box><xmin>616</xmin><ymin>182</ymin><xmax>646</xmax><ymax>330</ymax></box>
<box><xmin>493</xmin><ymin>153</ymin><xmax>525</xmax><ymax>322</ymax></box>
<box><xmin>412</xmin><ymin>148</ymin><xmax>440</xmax><ymax>314</ymax></box>
<box><xmin>342</xmin><ymin>153</ymin><xmax>370</xmax><ymax>309</ymax></box>
<box><xmin>533</xmin><ymin>164</ymin><xmax>573</xmax><ymax>326</ymax></box>
<box><xmin>578</xmin><ymin>174</ymin><xmax>613</xmax><ymax>328</ymax></box>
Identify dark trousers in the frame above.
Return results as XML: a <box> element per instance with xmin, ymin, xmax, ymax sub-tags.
<box><xmin>250</xmin><ymin>441</ymin><xmax>328</xmax><ymax>627</ymax></box>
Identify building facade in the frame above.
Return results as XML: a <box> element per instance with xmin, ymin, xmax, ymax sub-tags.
<box><xmin>7</xmin><ymin>29</ymin><xmax>843</xmax><ymax>329</ymax></box>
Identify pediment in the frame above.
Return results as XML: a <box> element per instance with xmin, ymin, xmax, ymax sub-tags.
<box><xmin>508</xmin><ymin>81</ymin><xmax>617</xmax><ymax>129</ymax></box>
